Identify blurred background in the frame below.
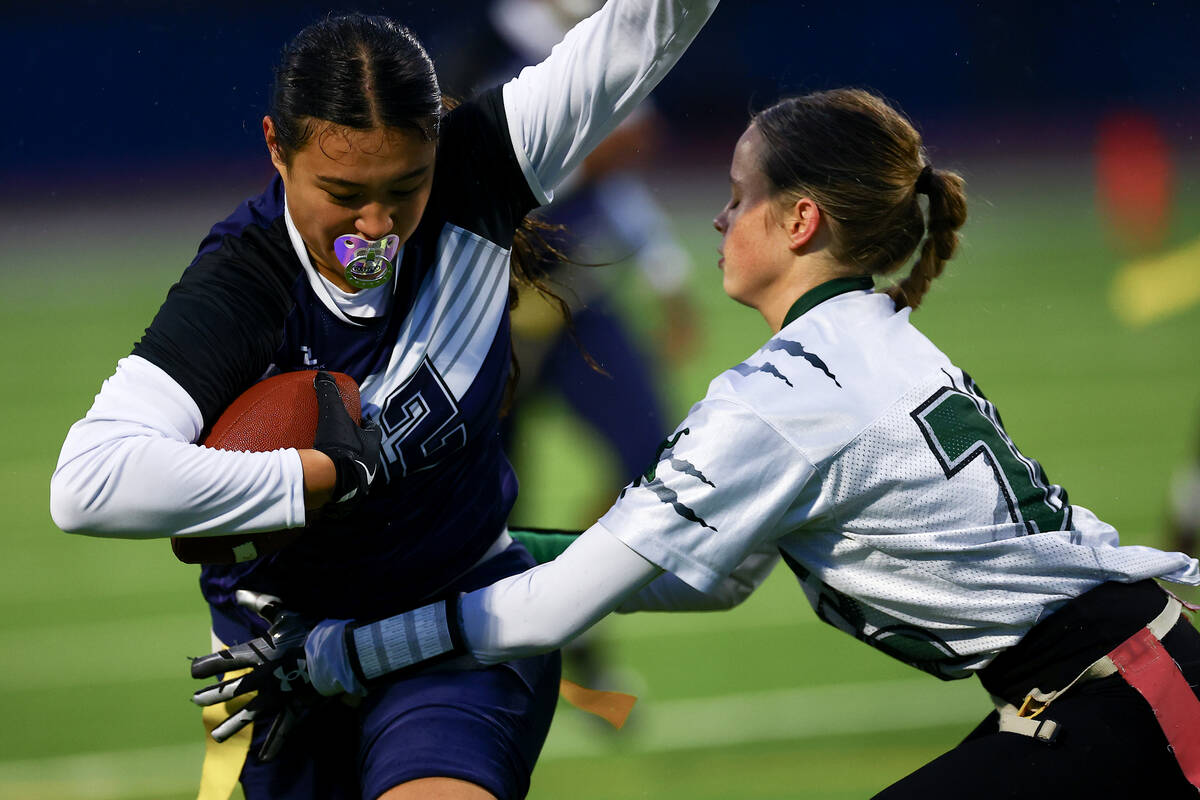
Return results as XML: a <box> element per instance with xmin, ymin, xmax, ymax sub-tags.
<box><xmin>3</xmin><ymin>1</ymin><xmax>1199</xmax><ymax>797</ymax></box>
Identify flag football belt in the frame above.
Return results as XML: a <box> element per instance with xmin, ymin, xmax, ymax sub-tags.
<box><xmin>991</xmin><ymin>595</ymin><xmax>1200</xmax><ymax>790</ymax></box>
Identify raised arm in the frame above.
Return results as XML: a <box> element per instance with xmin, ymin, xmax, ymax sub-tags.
<box><xmin>503</xmin><ymin>0</ymin><xmax>719</xmax><ymax>203</ymax></box>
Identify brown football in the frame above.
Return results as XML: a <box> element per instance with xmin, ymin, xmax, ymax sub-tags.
<box><xmin>170</xmin><ymin>370</ymin><xmax>361</xmax><ymax>565</ymax></box>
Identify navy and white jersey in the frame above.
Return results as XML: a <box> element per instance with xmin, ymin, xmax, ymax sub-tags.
<box><xmin>50</xmin><ymin>0</ymin><xmax>722</xmax><ymax>632</ymax></box>
<box><xmin>131</xmin><ymin>89</ymin><xmax>530</xmax><ymax>622</ymax></box>
<box><xmin>599</xmin><ymin>277</ymin><xmax>1200</xmax><ymax>679</ymax></box>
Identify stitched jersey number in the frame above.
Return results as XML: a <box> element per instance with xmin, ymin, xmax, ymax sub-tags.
<box><xmin>912</xmin><ymin>384</ymin><xmax>1069</xmax><ymax>534</ymax></box>
<box><xmin>378</xmin><ymin>358</ymin><xmax>467</xmax><ymax>478</ymax></box>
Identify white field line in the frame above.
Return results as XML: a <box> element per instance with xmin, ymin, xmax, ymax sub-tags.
<box><xmin>542</xmin><ymin>676</ymin><xmax>987</xmax><ymax>759</ymax></box>
<box><xmin>0</xmin><ymin>743</ymin><xmax>203</xmax><ymax>800</ymax></box>
<box><xmin>0</xmin><ymin>608</ymin><xmax>815</xmax><ymax>691</ymax></box>
<box><xmin>0</xmin><ymin>677</ymin><xmax>988</xmax><ymax>798</ymax></box>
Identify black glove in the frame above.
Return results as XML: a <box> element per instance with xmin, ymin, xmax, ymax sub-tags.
<box><xmin>312</xmin><ymin>371</ymin><xmax>382</xmax><ymax>516</ymax></box>
<box><xmin>190</xmin><ymin>591</ymin><xmax>324</xmax><ymax>761</ymax></box>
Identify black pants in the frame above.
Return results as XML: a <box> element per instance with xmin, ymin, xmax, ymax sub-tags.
<box><xmin>874</xmin><ymin>580</ymin><xmax>1200</xmax><ymax>799</ymax></box>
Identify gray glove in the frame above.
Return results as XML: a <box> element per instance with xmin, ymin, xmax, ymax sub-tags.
<box><xmin>190</xmin><ymin>591</ymin><xmax>324</xmax><ymax>762</ymax></box>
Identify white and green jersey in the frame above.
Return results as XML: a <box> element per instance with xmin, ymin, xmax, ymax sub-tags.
<box><xmin>599</xmin><ymin>276</ymin><xmax>1200</xmax><ymax>679</ymax></box>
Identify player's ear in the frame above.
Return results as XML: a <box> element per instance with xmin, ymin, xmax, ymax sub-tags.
<box><xmin>783</xmin><ymin>196</ymin><xmax>821</xmax><ymax>251</ymax></box>
<box><xmin>263</xmin><ymin>116</ymin><xmax>288</xmax><ymax>176</ymax></box>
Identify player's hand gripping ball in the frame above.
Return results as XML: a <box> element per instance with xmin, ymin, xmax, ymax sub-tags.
<box><xmin>191</xmin><ymin>590</ymin><xmax>323</xmax><ymax>761</ymax></box>
<box><xmin>311</xmin><ymin>370</ymin><xmax>383</xmax><ymax>517</ymax></box>
<box><xmin>170</xmin><ymin>370</ymin><xmax>376</xmax><ymax>564</ymax></box>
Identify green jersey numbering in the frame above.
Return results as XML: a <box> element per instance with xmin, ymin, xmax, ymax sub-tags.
<box><xmin>912</xmin><ymin>381</ymin><xmax>1070</xmax><ymax>535</ymax></box>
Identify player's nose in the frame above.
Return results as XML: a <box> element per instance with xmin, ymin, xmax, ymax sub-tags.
<box><xmin>355</xmin><ymin>204</ymin><xmax>393</xmax><ymax>239</ymax></box>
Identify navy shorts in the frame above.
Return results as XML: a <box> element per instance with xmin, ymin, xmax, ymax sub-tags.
<box><xmin>210</xmin><ymin>542</ymin><xmax>562</xmax><ymax>800</ymax></box>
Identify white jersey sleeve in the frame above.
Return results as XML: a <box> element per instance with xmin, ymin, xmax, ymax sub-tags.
<box><xmin>50</xmin><ymin>355</ymin><xmax>306</xmax><ymax>538</ymax></box>
<box><xmin>502</xmin><ymin>0</ymin><xmax>718</xmax><ymax>203</ymax></box>
<box><xmin>598</xmin><ymin>397</ymin><xmax>817</xmax><ymax>593</ymax></box>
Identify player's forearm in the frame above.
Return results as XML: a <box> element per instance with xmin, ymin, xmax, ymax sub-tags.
<box><xmin>460</xmin><ymin>523</ymin><xmax>663</xmax><ymax>662</ymax></box>
<box><xmin>305</xmin><ymin>525</ymin><xmax>662</xmax><ymax>695</ymax></box>
<box><xmin>50</xmin><ymin>356</ymin><xmax>306</xmax><ymax>538</ymax></box>
<box><xmin>503</xmin><ymin>0</ymin><xmax>719</xmax><ymax>201</ymax></box>
<box><xmin>299</xmin><ymin>449</ymin><xmax>336</xmax><ymax>509</ymax></box>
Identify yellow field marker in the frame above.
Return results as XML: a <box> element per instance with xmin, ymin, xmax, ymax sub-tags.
<box><xmin>1110</xmin><ymin>234</ymin><xmax>1200</xmax><ymax>327</ymax></box>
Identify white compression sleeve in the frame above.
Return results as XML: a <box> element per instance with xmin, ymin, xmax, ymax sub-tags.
<box><xmin>50</xmin><ymin>355</ymin><xmax>306</xmax><ymax>538</ymax></box>
<box><xmin>619</xmin><ymin>549</ymin><xmax>780</xmax><ymax>612</ymax></box>
<box><xmin>337</xmin><ymin>526</ymin><xmax>770</xmax><ymax>682</ymax></box>
<box><xmin>502</xmin><ymin>0</ymin><xmax>719</xmax><ymax>203</ymax></box>
<box><xmin>460</xmin><ymin>524</ymin><xmax>663</xmax><ymax>664</ymax></box>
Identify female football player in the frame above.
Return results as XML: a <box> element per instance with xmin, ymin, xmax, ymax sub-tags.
<box><xmin>211</xmin><ymin>88</ymin><xmax>1200</xmax><ymax>797</ymax></box>
<box><xmin>50</xmin><ymin>2</ymin><xmax>719</xmax><ymax>798</ymax></box>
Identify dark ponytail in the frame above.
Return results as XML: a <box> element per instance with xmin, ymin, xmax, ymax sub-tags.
<box><xmin>753</xmin><ymin>89</ymin><xmax>967</xmax><ymax>310</ymax></box>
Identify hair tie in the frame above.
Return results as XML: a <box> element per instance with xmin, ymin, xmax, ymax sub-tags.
<box><xmin>915</xmin><ymin>164</ymin><xmax>934</xmax><ymax>194</ymax></box>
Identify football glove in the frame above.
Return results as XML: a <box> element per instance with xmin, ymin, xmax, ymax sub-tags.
<box><xmin>190</xmin><ymin>590</ymin><xmax>325</xmax><ymax>761</ymax></box>
<box><xmin>312</xmin><ymin>371</ymin><xmax>382</xmax><ymax>516</ymax></box>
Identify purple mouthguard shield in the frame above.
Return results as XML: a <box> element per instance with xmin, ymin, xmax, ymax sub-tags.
<box><xmin>333</xmin><ymin>233</ymin><xmax>400</xmax><ymax>289</ymax></box>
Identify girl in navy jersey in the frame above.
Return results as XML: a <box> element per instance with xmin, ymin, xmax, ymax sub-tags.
<box><xmin>218</xmin><ymin>88</ymin><xmax>1200</xmax><ymax>797</ymax></box>
<box><xmin>50</xmin><ymin>3</ymin><xmax>718</xmax><ymax>798</ymax></box>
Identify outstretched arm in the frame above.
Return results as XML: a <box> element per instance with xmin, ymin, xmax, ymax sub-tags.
<box><xmin>292</xmin><ymin>525</ymin><xmax>774</xmax><ymax>697</ymax></box>
<box><xmin>503</xmin><ymin>0</ymin><xmax>719</xmax><ymax>204</ymax></box>
<box><xmin>461</xmin><ymin>524</ymin><xmax>662</xmax><ymax>662</ymax></box>
<box><xmin>293</xmin><ymin>524</ymin><xmax>661</xmax><ymax>697</ymax></box>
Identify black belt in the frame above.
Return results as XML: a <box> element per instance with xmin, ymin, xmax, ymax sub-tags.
<box><xmin>979</xmin><ymin>578</ymin><xmax>1176</xmax><ymax>706</ymax></box>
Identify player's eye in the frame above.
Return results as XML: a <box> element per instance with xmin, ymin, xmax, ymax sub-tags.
<box><xmin>324</xmin><ymin>190</ymin><xmax>362</xmax><ymax>203</ymax></box>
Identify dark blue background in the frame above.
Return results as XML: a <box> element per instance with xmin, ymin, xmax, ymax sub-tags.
<box><xmin>4</xmin><ymin>1</ymin><xmax>1198</xmax><ymax>182</ymax></box>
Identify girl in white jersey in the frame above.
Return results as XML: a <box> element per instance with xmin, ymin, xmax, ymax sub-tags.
<box><xmin>195</xmin><ymin>89</ymin><xmax>1200</xmax><ymax>797</ymax></box>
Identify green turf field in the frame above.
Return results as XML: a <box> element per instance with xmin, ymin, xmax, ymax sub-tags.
<box><xmin>1</xmin><ymin>156</ymin><xmax>1198</xmax><ymax>799</ymax></box>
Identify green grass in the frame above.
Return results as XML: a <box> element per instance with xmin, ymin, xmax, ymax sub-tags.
<box><xmin>532</xmin><ymin>726</ymin><xmax>970</xmax><ymax>800</ymax></box>
<box><xmin>2</xmin><ymin>158</ymin><xmax>1198</xmax><ymax>799</ymax></box>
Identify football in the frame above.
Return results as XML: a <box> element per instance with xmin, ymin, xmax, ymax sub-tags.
<box><xmin>170</xmin><ymin>370</ymin><xmax>361</xmax><ymax>565</ymax></box>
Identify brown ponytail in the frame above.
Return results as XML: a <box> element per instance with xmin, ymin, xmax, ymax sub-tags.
<box><xmin>752</xmin><ymin>89</ymin><xmax>967</xmax><ymax>311</ymax></box>
<box><xmin>890</xmin><ymin>166</ymin><xmax>968</xmax><ymax>310</ymax></box>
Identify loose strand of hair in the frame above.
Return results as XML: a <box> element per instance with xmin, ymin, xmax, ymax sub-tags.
<box><xmin>500</xmin><ymin>218</ymin><xmax>608</xmax><ymax>416</ymax></box>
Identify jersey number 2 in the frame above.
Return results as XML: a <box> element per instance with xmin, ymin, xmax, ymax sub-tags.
<box><xmin>378</xmin><ymin>358</ymin><xmax>467</xmax><ymax>478</ymax></box>
<box><xmin>912</xmin><ymin>384</ymin><xmax>1069</xmax><ymax>534</ymax></box>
